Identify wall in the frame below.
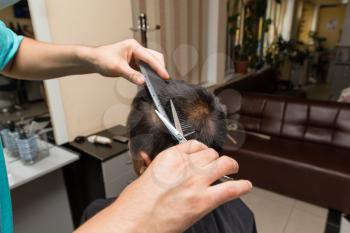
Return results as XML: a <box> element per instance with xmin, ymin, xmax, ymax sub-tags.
<box><xmin>310</xmin><ymin>0</ymin><xmax>344</xmax><ymax>4</ymax></box>
<box><xmin>41</xmin><ymin>0</ymin><xmax>136</xmax><ymax>141</ymax></box>
<box><xmin>340</xmin><ymin>2</ymin><xmax>350</xmax><ymax>45</ymax></box>
<box><xmin>297</xmin><ymin>1</ymin><xmax>317</xmax><ymax>44</ymax></box>
<box><xmin>317</xmin><ymin>4</ymin><xmax>347</xmax><ymax>48</ymax></box>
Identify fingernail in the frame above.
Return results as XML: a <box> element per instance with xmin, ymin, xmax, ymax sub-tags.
<box><xmin>247</xmin><ymin>181</ymin><xmax>253</xmax><ymax>189</ymax></box>
<box><xmin>138</xmin><ymin>75</ymin><xmax>145</xmax><ymax>84</ymax></box>
<box><xmin>164</xmin><ymin>71</ymin><xmax>170</xmax><ymax>79</ymax></box>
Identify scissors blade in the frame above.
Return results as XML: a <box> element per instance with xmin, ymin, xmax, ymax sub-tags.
<box><xmin>155</xmin><ymin>110</ymin><xmax>187</xmax><ymax>144</ymax></box>
<box><xmin>170</xmin><ymin>99</ymin><xmax>184</xmax><ymax>136</ymax></box>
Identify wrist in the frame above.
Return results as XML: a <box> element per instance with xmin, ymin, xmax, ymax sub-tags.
<box><xmin>75</xmin><ymin>46</ymin><xmax>97</xmax><ymax>74</ymax></box>
<box><xmin>102</xmin><ymin>203</ymin><xmax>141</xmax><ymax>233</ymax></box>
<box><xmin>106</xmin><ymin>183</ymin><xmax>162</xmax><ymax>233</ymax></box>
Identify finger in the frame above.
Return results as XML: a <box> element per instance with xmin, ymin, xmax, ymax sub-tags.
<box><xmin>189</xmin><ymin>148</ymin><xmax>219</xmax><ymax>167</ymax></box>
<box><xmin>146</xmin><ymin>49</ymin><xmax>165</xmax><ymax>67</ymax></box>
<box><xmin>174</xmin><ymin>140</ymin><xmax>208</xmax><ymax>154</ymax></box>
<box><xmin>133</xmin><ymin>46</ymin><xmax>170</xmax><ymax>80</ymax></box>
<box><xmin>203</xmin><ymin>156</ymin><xmax>239</xmax><ymax>184</ymax></box>
<box><xmin>206</xmin><ymin>180</ymin><xmax>252</xmax><ymax>208</ymax></box>
<box><xmin>119</xmin><ymin>62</ymin><xmax>145</xmax><ymax>85</ymax></box>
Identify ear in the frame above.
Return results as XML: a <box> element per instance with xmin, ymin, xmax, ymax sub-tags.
<box><xmin>133</xmin><ymin>151</ymin><xmax>152</xmax><ymax>176</ymax></box>
<box><xmin>139</xmin><ymin>151</ymin><xmax>152</xmax><ymax>166</ymax></box>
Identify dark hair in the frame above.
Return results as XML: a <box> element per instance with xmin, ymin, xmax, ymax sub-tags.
<box><xmin>127</xmin><ymin>80</ymin><xmax>227</xmax><ymax>160</ymax></box>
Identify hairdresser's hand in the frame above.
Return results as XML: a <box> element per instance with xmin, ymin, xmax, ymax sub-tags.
<box><xmin>87</xmin><ymin>39</ymin><xmax>169</xmax><ymax>85</ymax></box>
<box><xmin>3</xmin><ymin>38</ymin><xmax>169</xmax><ymax>83</ymax></box>
<box><xmin>75</xmin><ymin>140</ymin><xmax>252</xmax><ymax>233</ymax></box>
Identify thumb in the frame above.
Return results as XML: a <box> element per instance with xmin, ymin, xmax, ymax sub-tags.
<box><xmin>206</xmin><ymin>180</ymin><xmax>252</xmax><ymax>208</ymax></box>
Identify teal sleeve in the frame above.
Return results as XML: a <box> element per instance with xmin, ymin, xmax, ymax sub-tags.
<box><xmin>0</xmin><ymin>20</ymin><xmax>23</xmax><ymax>71</ymax></box>
<box><xmin>0</xmin><ymin>142</ymin><xmax>13</xmax><ymax>233</ymax></box>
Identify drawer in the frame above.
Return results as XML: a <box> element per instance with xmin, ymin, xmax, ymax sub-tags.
<box><xmin>104</xmin><ymin>170</ymin><xmax>137</xmax><ymax>198</ymax></box>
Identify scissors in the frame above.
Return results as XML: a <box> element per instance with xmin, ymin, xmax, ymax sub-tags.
<box><xmin>138</xmin><ymin>61</ymin><xmax>233</xmax><ymax>182</ymax></box>
<box><xmin>155</xmin><ymin>101</ymin><xmax>233</xmax><ymax>182</ymax></box>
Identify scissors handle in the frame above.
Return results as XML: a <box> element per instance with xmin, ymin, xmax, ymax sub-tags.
<box><xmin>177</xmin><ymin>134</ymin><xmax>187</xmax><ymax>144</ymax></box>
<box><xmin>220</xmin><ymin>176</ymin><xmax>234</xmax><ymax>182</ymax></box>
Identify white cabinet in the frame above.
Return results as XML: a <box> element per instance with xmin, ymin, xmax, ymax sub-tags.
<box><xmin>7</xmin><ymin>144</ymin><xmax>79</xmax><ymax>233</ymax></box>
<box><xmin>101</xmin><ymin>151</ymin><xmax>137</xmax><ymax>198</ymax></box>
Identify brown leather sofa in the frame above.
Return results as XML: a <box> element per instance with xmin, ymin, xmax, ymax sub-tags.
<box><xmin>216</xmin><ymin>90</ymin><xmax>350</xmax><ymax>214</ymax></box>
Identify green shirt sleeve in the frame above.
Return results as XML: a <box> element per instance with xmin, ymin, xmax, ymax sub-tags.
<box><xmin>0</xmin><ymin>20</ymin><xmax>23</xmax><ymax>71</ymax></box>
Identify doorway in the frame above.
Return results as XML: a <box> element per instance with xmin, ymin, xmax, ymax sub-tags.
<box><xmin>0</xmin><ymin>1</ymin><xmax>49</xmax><ymax>127</ymax></box>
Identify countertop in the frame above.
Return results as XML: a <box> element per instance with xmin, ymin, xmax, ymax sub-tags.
<box><xmin>6</xmin><ymin>142</ymin><xmax>79</xmax><ymax>189</ymax></box>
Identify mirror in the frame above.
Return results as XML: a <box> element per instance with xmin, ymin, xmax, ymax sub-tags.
<box><xmin>0</xmin><ymin>0</ymin><xmax>52</xmax><ymax>163</ymax></box>
<box><xmin>0</xmin><ymin>1</ymin><xmax>50</xmax><ymax>124</ymax></box>
<box><xmin>224</xmin><ymin>0</ymin><xmax>350</xmax><ymax>103</ymax></box>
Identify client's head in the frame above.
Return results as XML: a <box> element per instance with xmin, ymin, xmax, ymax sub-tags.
<box><xmin>127</xmin><ymin>80</ymin><xmax>227</xmax><ymax>175</ymax></box>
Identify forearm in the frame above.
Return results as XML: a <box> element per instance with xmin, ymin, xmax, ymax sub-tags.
<box><xmin>73</xmin><ymin>201</ymin><xmax>136</xmax><ymax>233</ymax></box>
<box><xmin>2</xmin><ymin>37</ymin><xmax>95</xmax><ymax>80</ymax></box>
<box><xmin>1</xmin><ymin>38</ymin><xmax>169</xmax><ymax>84</ymax></box>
